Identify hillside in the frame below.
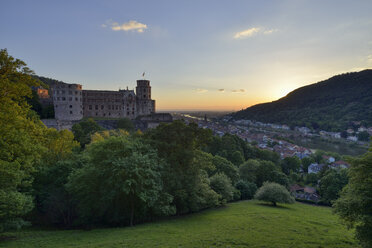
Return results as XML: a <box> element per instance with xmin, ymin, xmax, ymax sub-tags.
<box><xmin>0</xmin><ymin>201</ymin><xmax>357</xmax><ymax>248</ymax></box>
<box><xmin>232</xmin><ymin>70</ymin><xmax>372</xmax><ymax>131</ymax></box>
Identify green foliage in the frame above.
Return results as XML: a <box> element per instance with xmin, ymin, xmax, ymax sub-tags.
<box><xmin>318</xmin><ymin>169</ymin><xmax>348</xmax><ymax>205</ymax></box>
<box><xmin>280</xmin><ymin>156</ymin><xmax>301</xmax><ymax>175</ymax></box>
<box><xmin>32</xmin><ymin>154</ymin><xmax>85</xmax><ymax>226</ymax></box>
<box><xmin>357</xmin><ymin>131</ymin><xmax>370</xmax><ymax>142</ymax></box>
<box><xmin>255</xmin><ymin>182</ymin><xmax>295</xmax><ymax>206</ymax></box>
<box><xmin>145</xmin><ymin>120</ymin><xmax>219</xmax><ymax>214</ymax></box>
<box><xmin>206</xmin><ymin>134</ymin><xmax>255</xmax><ymax>163</ymax></box>
<box><xmin>209</xmin><ymin>173</ymin><xmax>235</xmax><ymax>204</ymax></box>
<box><xmin>233</xmin><ymin>70</ymin><xmax>372</xmax><ymax>131</ymax></box>
<box><xmin>239</xmin><ymin>159</ymin><xmax>289</xmax><ymax>187</ymax></box>
<box><xmin>301</xmin><ymin>157</ymin><xmax>314</xmax><ymax>173</ymax></box>
<box><xmin>116</xmin><ymin>118</ymin><xmax>135</xmax><ymax>132</ymax></box>
<box><xmin>0</xmin><ymin>49</ymin><xmax>48</xmax><ymax>231</ymax></box>
<box><xmin>334</xmin><ymin>143</ymin><xmax>372</xmax><ymax>247</ymax></box>
<box><xmin>239</xmin><ymin>159</ymin><xmax>260</xmax><ymax>183</ymax></box>
<box><xmin>210</xmin><ymin>155</ymin><xmax>239</xmax><ymax>184</ymax></box>
<box><xmin>235</xmin><ymin>180</ymin><xmax>257</xmax><ymax>200</ymax></box>
<box><xmin>71</xmin><ymin>118</ymin><xmax>104</xmax><ymax>147</ymax></box>
<box><xmin>67</xmin><ymin>135</ymin><xmax>175</xmax><ymax>226</ymax></box>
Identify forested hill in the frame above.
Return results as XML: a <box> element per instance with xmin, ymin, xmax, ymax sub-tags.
<box><xmin>231</xmin><ymin>69</ymin><xmax>372</xmax><ymax>131</ymax></box>
<box><xmin>34</xmin><ymin>75</ymin><xmax>68</xmax><ymax>86</ymax></box>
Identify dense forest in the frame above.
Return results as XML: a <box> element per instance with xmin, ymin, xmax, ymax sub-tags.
<box><xmin>232</xmin><ymin>70</ymin><xmax>372</xmax><ymax>131</ymax></box>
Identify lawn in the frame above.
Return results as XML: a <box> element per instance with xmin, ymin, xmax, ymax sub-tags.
<box><xmin>0</xmin><ymin>201</ymin><xmax>358</xmax><ymax>248</ymax></box>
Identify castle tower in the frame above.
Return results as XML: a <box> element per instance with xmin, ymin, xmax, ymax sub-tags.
<box><xmin>52</xmin><ymin>82</ymin><xmax>83</xmax><ymax>121</ymax></box>
<box><xmin>136</xmin><ymin>80</ymin><xmax>151</xmax><ymax>100</ymax></box>
<box><xmin>136</xmin><ymin>79</ymin><xmax>155</xmax><ymax>116</ymax></box>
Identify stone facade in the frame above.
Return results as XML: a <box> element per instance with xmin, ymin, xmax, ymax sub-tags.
<box><xmin>51</xmin><ymin>79</ymin><xmax>155</xmax><ymax>121</ymax></box>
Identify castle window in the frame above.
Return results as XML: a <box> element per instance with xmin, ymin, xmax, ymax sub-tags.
<box><xmin>127</xmin><ymin>112</ymin><xmax>129</xmax><ymax>115</ymax></box>
<box><xmin>89</xmin><ymin>105</ymin><xmax>92</xmax><ymax>110</ymax></box>
<box><xmin>109</xmin><ymin>112</ymin><xmax>111</xmax><ymax>116</ymax></box>
<box><xmin>75</xmin><ymin>91</ymin><xmax>78</xmax><ymax>95</ymax></box>
<box><xmin>62</xmin><ymin>97</ymin><xmax>66</xmax><ymax>101</ymax></box>
<box><xmin>95</xmin><ymin>105</ymin><xmax>98</xmax><ymax>110</ymax></box>
<box><xmin>108</xmin><ymin>105</ymin><xmax>111</xmax><ymax>110</ymax></box>
<box><xmin>132</xmin><ymin>111</ymin><xmax>134</xmax><ymax>115</ymax></box>
<box><xmin>95</xmin><ymin>112</ymin><xmax>98</xmax><ymax>116</ymax></box>
<box><xmin>116</xmin><ymin>105</ymin><xmax>118</xmax><ymax>110</ymax></box>
<box><xmin>69</xmin><ymin>105</ymin><xmax>72</xmax><ymax>108</ymax></box>
<box><xmin>144</xmin><ymin>95</ymin><xmax>146</xmax><ymax>98</ymax></box>
<box><xmin>101</xmin><ymin>105</ymin><xmax>104</xmax><ymax>110</ymax></box>
<box><xmin>70</xmin><ymin>111</ymin><xmax>73</xmax><ymax>114</ymax></box>
<box><xmin>75</xmin><ymin>97</ymin><xmax>78</xmax><ymax>101</ymax></box>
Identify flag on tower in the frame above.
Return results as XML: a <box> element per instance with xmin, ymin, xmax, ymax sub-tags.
<box><xmin>142</xmin><ymin>72</ymin><xmax>145</xmax><ymax>78</ymax></box>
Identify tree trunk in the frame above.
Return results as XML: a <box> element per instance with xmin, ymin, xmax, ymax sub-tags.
<box><xmin>272</xmin><ymin>201</ymin><xmax>277</xmax><ymax>207</ymax></box>
<box><xmin>130</xmin><ymin>198</ymin><xmax>134</xmax><ymax>227</ymax></box>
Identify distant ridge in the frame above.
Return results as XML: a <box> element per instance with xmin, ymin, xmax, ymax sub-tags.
<box><xmin>231</xmin><ymin>69</ymin><xmax>372</xmax><ymax>131</ymax></box>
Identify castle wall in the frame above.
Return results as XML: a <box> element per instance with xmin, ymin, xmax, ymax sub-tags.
<box><xmin>52</xmin><ymin>83</ymin><xmax>83</xmax><ymax>121</ymax></box>
<box><xmin>52</xmin><ymin>79</ymin><xmax>156</xmax><ymax>121</ymax></box>
<box><xmin>82</xmin><ymin>90</ymin><xmax>124</xmax><ymax>118</ymax></box>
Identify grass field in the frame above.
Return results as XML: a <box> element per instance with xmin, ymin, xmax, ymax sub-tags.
<box><xmin>0</xmin><ymin>201</ymin><xmax>358</xmax><ymax>248</ymax></box>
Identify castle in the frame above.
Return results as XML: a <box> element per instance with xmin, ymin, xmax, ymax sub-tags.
<box><xmin>51</xmin><ymin>79</ymin><xmax>156</xmax><ymax>121</ymax></box>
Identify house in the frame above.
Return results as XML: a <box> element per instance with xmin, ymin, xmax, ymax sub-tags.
<box><xmin>322</xmin><ymin>155</ymin><xmax>335</xmax><ymax>163</ymax></box>
<box><xmin>308</xmin><ymin>163</ymin><xmax>326</xmax><ymax>174</ymax></box>
<box><xmin>290</xmin><ymin>184</ymin><xmax>320</xmax><ymax>202</ymax></box>
<box><xmin>332</xmin><ymin>160</ymin><xmax>350</xmax><ymax>169</ymax></box>
<box><xmin>347</xmin><ymin>136</ymin><xmax>358</xmax><ymax>142</ymax></box>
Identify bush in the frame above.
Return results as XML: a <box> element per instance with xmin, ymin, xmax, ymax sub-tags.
<box><xmin>254</xmin><ymin>182</ymin><xmax>295</xmax><ymax>206</ymax></box>
<box><xmin>209</xmin><ymin>173</ymin><xmax>235</xmax><ymax>204</ymax></box>
<box><xmin>235</xmin><ymin>180</ymin><xmax>257</xmax><ymax>200</ymax></box>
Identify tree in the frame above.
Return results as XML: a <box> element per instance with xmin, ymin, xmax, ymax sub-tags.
<box><xmin>117</xmin><ymin>118</ymin><xmax>134</xmax><ymax>132</ymax></box>
<box><xmin>0</xmin><ymin>49</ymin><xmax>47</xmax><ymax>231</ymax></box>
<box><xmin>280</xmin><ymin>156</ymin><xmax>301</xmax><ymax>175</ymax></box>
<box><xmin>67</xmin><ymin>135</ymin><xmax>175</xmax><ymax>226</ymax></box>
<box><xmin>357</xmin><ymin>131</ymin><xmax>370</xmax><ymax>142</ymax></box>
<box><xmin>145</xmin><ymin>121</ymin><xmax>219</xmax><ymax>214</ymax></box>
<box><xmin>254</xmin><ymin>182</ymin><xmax>295</xmax><ymax>206</ymax></box>
<box><xmin>239</xmin><ymin>159</ymin><xmax>260</xmax><ymax>183</ymax></box>
<box><xmin>334</xmin><ymin>144</ymin><xmax>372</xmax><ymax>247</ymax></box>
<box><xmin>211</xmin><ymin>155</ymin><xmax>239</xmax><ymax>184</ymax></box>
<box><xmin>301</xmin><ymin>157</ymin><xmax>314</xmax><ymax>173</ymax></box>
<box><xmin>318</xmin><ymin>169</ymin><xmax>348</xmax><ymax>205</ymax></box>
<box><xmin>209</xmin><ymin>173</ymin><xmax>235</xmax><ymax>204</ymax></box>
<box><xmin>235</xmin><ymin>180</ymin><xmax>257</xmax><ymax>200</ymax></box>
<box><xmin>71</xmin><ymin>118</ymin><xmax>104</xmax><ymax>147</ymax></box>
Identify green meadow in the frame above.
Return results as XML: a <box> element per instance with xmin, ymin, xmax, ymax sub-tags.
<box><xmin>0</xmin><ymin>201</ymin><xmax>357</xmax><ymax>248</ymax></box>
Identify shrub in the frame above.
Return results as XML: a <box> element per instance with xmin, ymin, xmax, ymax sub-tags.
<box><xmin>254</xmin><ymin>182</ymin><xmax>295</xmax><ymax>206</ymax></box>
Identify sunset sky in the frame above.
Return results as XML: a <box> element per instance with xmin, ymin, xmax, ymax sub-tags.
<box><xmin>1</xmin><ymin>0</ymin><xmax>372</xmax><ymax>111</ymax></box>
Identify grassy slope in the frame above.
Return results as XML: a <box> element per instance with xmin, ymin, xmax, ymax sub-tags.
<box><xmin>0</xmin><ymin>201</ymin><xmax>358</xmax><ymax>248</ymax></box>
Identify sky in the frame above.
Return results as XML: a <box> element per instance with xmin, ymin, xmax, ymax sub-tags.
<box><xmin>1</xmin><ymin>0</ymin><xmax>372</xmax><ymax>111</ymax></box>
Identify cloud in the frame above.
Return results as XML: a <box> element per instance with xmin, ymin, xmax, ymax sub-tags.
<box><xmin>102</xmin><ymin>20</ymin><xmax>148</xmax><ymax>33</ymax></box>
<box><xmin>263</xmin><ymin>29</ymin><xmax>278</xmax><ymax>34</ymax></box>
<box><xmin>234</xmin><ymin>27</ymin><xmax>260</xmax><ymax>39</ymax></box>
<box><xmin>234</xmin><ymin>27</ymin><xmax>278</xmax><ymax>39</ymax></box>
<box><xmin>195</xmin><ymin>88</ymin><xmax>208</xmax><ymax>93</ymax></box>
<box><xmin>231</xmin><ymin>89</ymin><xmax>246</xmax><ymax>93</ymax></box>
<box><xmin>218</xmin><ymin>89</ymin><xmax>225</xmax><ymax>92</ymax></box>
